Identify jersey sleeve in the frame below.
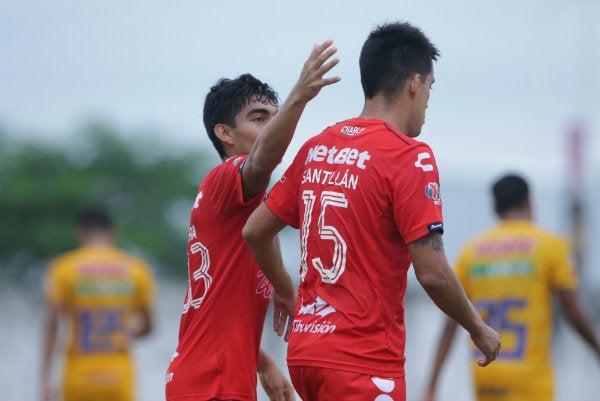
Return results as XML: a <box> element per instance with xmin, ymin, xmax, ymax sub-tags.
<box><xmin>204</xmin><ymin>156</ymin><xmax>262</xmax><ymax>216</ymax></box>
<box><xmin>44</xmin><ymin>259</ymin><xmax>69</xmax><ymax>306</ymax></box>
<box><xmin>546</xmin><ymin>236</ymin><xmax>578</xmax><ymax>290</ymax></box>
<box><xmin>391</xmin><ymin>143</ymin><xmax>444</xmax><ymax>243</ymax></box>
<box><xmin>264</xmin><ymin>149</ymin><xmax>306</xmax><ymax>229</ymax></box>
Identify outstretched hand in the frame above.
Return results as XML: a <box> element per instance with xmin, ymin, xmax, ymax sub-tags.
<box><xmin>273</xmin><ymin>290</ymin><xmax>297</xmax><ymax>342</ymax></box>
<box><xmin>289</xmin><ymin>40</ymin><xmax>341</xmax><ymax>104</ymax></box>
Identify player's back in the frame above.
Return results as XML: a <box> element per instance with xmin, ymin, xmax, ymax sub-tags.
<box><xmin>45</xmin><ymin>243</ymin><xmax>154</xmax><ymax>401</ymax></box>
<box><xmin>46</xmin><ymin>243</ymin><xmax>153</xmax><ymax>358</ymax></box>
<box><xmin>455</xmin><ymin>220</ymin><xmax>578</xmax><ymax>399</ymax></box>
<box><xmin>268</xmin><ymin>117</ymin><xmax>444</xmax><ymax>376</ymax></box>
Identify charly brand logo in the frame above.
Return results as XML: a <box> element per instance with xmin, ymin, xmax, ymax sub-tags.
<box><xmin>425</xmin><ymin>182</ymin><xmax>442</xmax><ymax>205</ymax></box>
<box><xmin>414</xmin><ymin>152</ymin><xmax>434</xmax><ymax>172</ymax></box>
<box><xmin>339</xmin><ymin>125</ymin><xmax>366</xmax><ymax>136</ymax></box>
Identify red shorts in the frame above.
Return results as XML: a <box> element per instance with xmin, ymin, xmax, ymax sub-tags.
<box><xmin>289</xmin><ymin>366</ymin><xmax>405</xmax><ymax>401</ymax></box>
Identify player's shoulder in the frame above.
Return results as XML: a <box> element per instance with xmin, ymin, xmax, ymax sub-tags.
<box><xmin>209</xmin><ymin>155</ymin><xmax>247</xmax><ymax>176</ymax></box>
<box><xmin>111</xmin><ymin>246</ymin><xmax>151</xmax><ymax>267</ymax></box>
<box><xmin>46</xmin><ymin>249</ymin><xmax>90</xmax><ymax>285</ymax></box>
<box><xmin>529</xmin><ymin>224</ymin><xmax>568</xmax><ymax>247</ymax></box>
<box><xmin>47</xmin><ymin>247</ymin><xmax>84</xmax><ymax>272</ymax></box>
<box><xmin>197</xmin><ymin>155</ymin><xmax>247</xmax><ymax>192</ymax></box>
<box><xmin>106</xmin><ymin>248</ymin><xmax>155</xmax><ymax>281</ymax></box>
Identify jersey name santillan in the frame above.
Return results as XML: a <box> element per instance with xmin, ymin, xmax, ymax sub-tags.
<box><xmin>266</xmin><ymin>118</ymin><xmax>444</xmax><ymax>377</ymax></box>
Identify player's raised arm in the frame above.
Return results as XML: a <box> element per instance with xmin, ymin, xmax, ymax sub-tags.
<box><xmin>242</xmin><ymin>40</ymin><xmax>340</xmax><ymax>199</ymax></box>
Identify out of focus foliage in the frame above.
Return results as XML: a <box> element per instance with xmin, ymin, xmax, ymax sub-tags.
<box><xmin>0</xmin><ymin>121</ymin><xmax>216</xmax><ymax>282</ymax></box>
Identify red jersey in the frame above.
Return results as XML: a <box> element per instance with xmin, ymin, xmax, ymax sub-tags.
<box><xmin>265</xmin><ymin>118</ymin><xmax>444</xmax><ymax>377</ymax></box>
<box><xmin>166</xmin><ymin>156</ymin><xmax>273</xmax><ymax>401</ymax></box>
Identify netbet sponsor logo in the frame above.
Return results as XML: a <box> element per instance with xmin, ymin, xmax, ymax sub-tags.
<box><xmin>305</xmin><ymin>145</ymin><xmax>371</xmax><ymax>169</ymax></box>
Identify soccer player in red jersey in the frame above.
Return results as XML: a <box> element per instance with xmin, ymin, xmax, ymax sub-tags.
<box><xmin>243</xmin><ymin>21</ymin><xmax>501</xmax><ymax>401</ymax></box>
<box><xmin>164</xmin><ymin>41</ymin><xmax>340</xmax><ymax>401</ymax></box>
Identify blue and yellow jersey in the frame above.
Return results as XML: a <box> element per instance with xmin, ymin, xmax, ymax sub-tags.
<box><xmin>44</xmin><ymin>244</ymin><xmax>155</xmax><ymax>400</ymax></box>
<box><xmin>456</xmin><ymin>220</ymin><xmax>577</xmax><ymax>400</ymax></box>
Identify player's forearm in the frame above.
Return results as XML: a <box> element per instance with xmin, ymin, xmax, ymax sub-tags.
<box><xmin>246</xmin><ymin>97</ymin><xmax>307</xmax><ymax>178</ymax></box>
<box><xmin>247</xmin><ymin>234</ymin><xmax>295</xmax><ymax>297</ymax></box>
<box><xmin>559</xmin><ymin>289</ymin><xmax>600</xmax><ymax>358</ymax></box>
<box><xmin>410</xmin><ymin>234</ymin><xmax>484</xmax><ymax>334</ymax></box>
<box><xmin>572</xmin><ymin>318</ymin><xmax>600</xmax><ymax>357</ymax></box>
<box><xmin>257</xmin><ymin>347</ymin><xmax>276</xmax><ymax>373</ymax></box>
<box><xmin>41</xmin><ymin>307</ymin><xmax>59</xmax><ymax>379</ymax></box>
<box><xmin>243</xmin><ymin>204</ymin><xmax>295</xmax><ymax>296</ymax></box>
<box><xmin>420</xmin><ymin>270</ymin><xmax>484</xmax><ymax>334</ymax></box>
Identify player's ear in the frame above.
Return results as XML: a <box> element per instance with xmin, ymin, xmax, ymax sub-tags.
<box><xmin>214</xmin><ymin>124</ymin><xmax>234</xmax><ymax>145</ymax></box>
<box><xmin>408</xmin><ymin>74</ymin><xmax>421</xmax><ymax>98</ymax></box>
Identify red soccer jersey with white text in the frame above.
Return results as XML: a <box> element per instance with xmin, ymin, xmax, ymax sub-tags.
<box><xmin>166</xmin><ymin>156</ymin><xmax>273</xmax><ymax>401</ymax></box>
<box><xmin>265</xmin><ymin>118</ymin><xmax>444</xmax><ymax>377</ymax></box>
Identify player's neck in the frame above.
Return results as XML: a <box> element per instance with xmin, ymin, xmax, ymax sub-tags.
<box><xmin>359</xmin><ymin>95</ymin><xmax>410</xmax><ymax>135</ymax></box>
<box><xmin>80</xmin><ymin>233</ymin><xmax>114</xmax><ymax>247</ymax></box>
<box><xmin>500</xmin><ymin>209</ymin><xmax>531</xmax><ymax>222</ymax></box>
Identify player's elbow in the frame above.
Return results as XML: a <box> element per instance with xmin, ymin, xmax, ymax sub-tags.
<box><xmin>414</xmin><ymin>265</ymin><xmax>451</xmax><ymax>294</ymax></box>
<box><xmin>242</xmin><ymin>219</ymin><xmax>263</xmax><ymax>250</ymax></box>
<box><xmin>243</xmin><ymin>203</ymin><xmax>284</xmax><ymax>250</ymax></box>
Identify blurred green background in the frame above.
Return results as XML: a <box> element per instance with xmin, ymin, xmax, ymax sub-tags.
<box><xmin>0</xmin><ymin>120</ymin><xmax>214</xmax><ymax>283</ymax></box>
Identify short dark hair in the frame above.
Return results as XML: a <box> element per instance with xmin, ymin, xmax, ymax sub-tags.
<box><xmin>77</xmin><ymin>208</ymin><xmax>113</xmax><ymax>231</ymax></box>
<box><xmin>359</xmin><ymin>21</ymin><xmax>440</xmax><ymax>102</ymax></box>
<box><xmin>203</xmin><ymin>73</ymin><xmax>279</xmax><ymax>159</ymax></box>
<box><xmin>492</xmin><ymin>174</ymin><xmax>530</xmax><ymax>215</ymax></box>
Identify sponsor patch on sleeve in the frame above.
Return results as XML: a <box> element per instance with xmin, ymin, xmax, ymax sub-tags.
<box><xmin>424</xmin><ymin>182</ymin><xmax>442</xmax><ymax>205</ymax></box>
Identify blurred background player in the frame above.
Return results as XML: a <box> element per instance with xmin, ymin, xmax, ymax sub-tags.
<box><xmin>243</xmin><ymin>21</ymin><xmax>500</xmax><ymax>401</ymax></box>
<box><xmin>423</xmin><ymin>173</ymin><xmax>600</xmax><ymax>401</ymax></box>
<box><xmin>164</xmin><ymin>41</ymin><xmax>340</xmax><ymax>401</ymax></box>
<box><xmin>41</xmin><ymin>208</ymin><xmax>155</xmax><ymax>401</ymax></box>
